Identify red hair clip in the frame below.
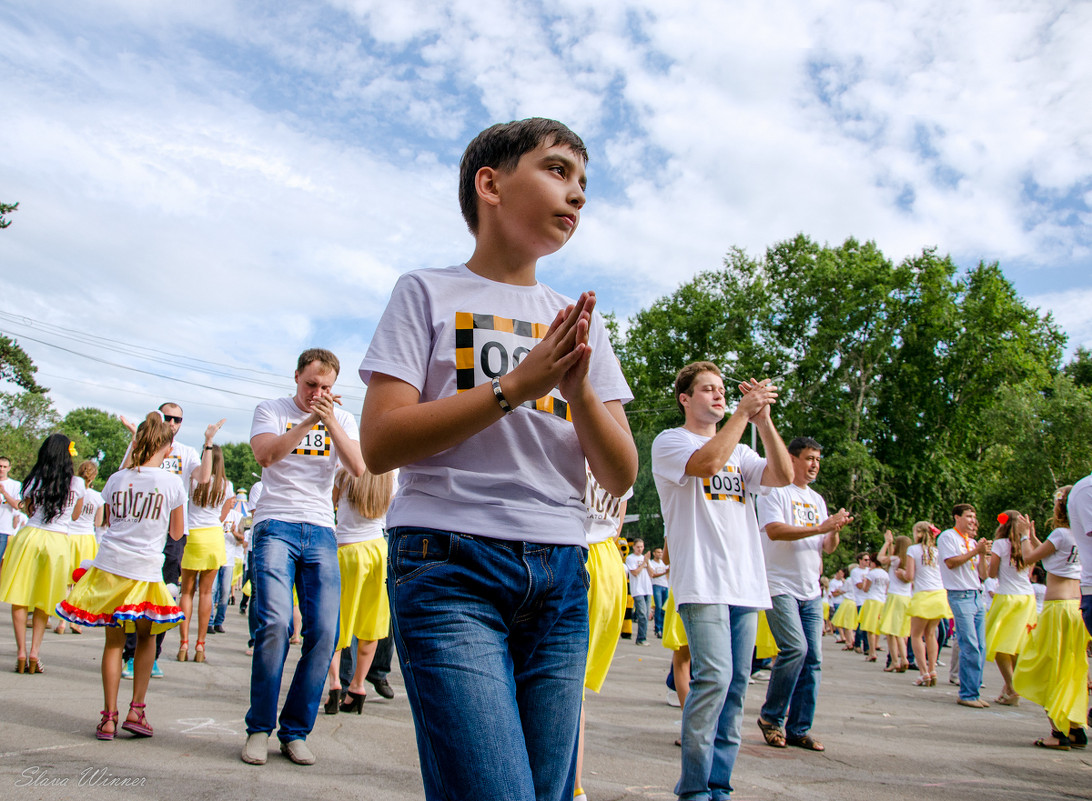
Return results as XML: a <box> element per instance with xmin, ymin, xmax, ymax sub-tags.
<box><xmin>928</xmin><ymin>524</ymin><xmax>940</xmax><ymax>535</ymax></box>
<box><xmin>997</xmin><ymin>512</ymin><xmax>1009</xmax><ymax>525</ymax></box>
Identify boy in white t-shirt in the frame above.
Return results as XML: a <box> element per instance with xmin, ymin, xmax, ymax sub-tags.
<box><xmin>626</xmin><ymin>538</ymin><xmax>654</xmax><ymax>645</ymax></box>
<box><xmin>241</xmin><ymin>349</ymin><xmax>365</xmax><ymax>767</ymax></box>
<box><xmin>756</xmin><ymin>436</ymin><xmax>850</xmax><ymax>753</ymax></box>
<box><xmin>0</xmin><ymin>455</ymin><xmax>23</xmax><ymax>574</ymax></box>
<box><xmin>359</xmin><ymin>118</ymin><xmax>637</xmax><ymax>801</ymax></box>
<box><xmin>651</xmin><ymin>361</ymin><xmax>792</xmax><ymax>800</ymax></box>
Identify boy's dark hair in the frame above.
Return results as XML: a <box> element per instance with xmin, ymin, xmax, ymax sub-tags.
<box><xmin>673</xmin><ymin>361</ymin><xmax>721</xmax><ymax>417</ymax></box>
<box><xmin>787</xmin><ymin>436</ymin><xmax>822</xmax><ymax>457</ymax></box>
<box><xmin>297</xmin><ymin>348</ymin><xmax>340</xmax><ymax>376</ymax></box>
<box><xmin>952</xmin><ymin>503</ymin><xmax>975</xmax><ymax>518</ymax></box>
<box><xmin>459</xmin><ymin>118</ymin><xmax>588</xmax><ymax>235</ymax></box>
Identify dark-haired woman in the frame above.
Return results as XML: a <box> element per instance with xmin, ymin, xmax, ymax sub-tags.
<box><xmin>0</xmin><ymin>433</ymin><xmax>84</xmax><ymax>674</ymax></box>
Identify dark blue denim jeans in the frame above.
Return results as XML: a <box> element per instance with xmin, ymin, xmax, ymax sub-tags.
<box><xmin>760</xmin><ymin>595</ymin><xmax>823</xmax><ymax>738</ymax></box>
<box><xmin>244</xmin><ymin>519</ymin><xmax>340</xmax><ymax>742</ymax></box>
<box><xmin>388</xmin><ymin>527</ymin><xmax>588</xmax><ymax>801</ymax></box>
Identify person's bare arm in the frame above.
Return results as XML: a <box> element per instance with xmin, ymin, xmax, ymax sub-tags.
<box><xmin>93</xmin><ymin>504</ymin><xmax>105</xmax><ymax>528</ymax></box>
<box><xmin>766</xmin><ymin>509</ymin><xmax>852</xmax><ymax>542</ymax></box>
<box><xmin>684</xmin><ymin>381</ymin><xmax>777</xmax><ymax>478</ymax></box>
<box><xmin>70</xmin><ymin>497</ymin><xmax>85</xmax><ymax>522</ymax></box>
<box><xmin>942</xmin><ymin>538</ymin><xmax>988</xmax><ymax>569</ymax></box>
<box><xmin>167</xmin><ymin>506</ymin><xmax>185</xmax><ymax>541</ymax></box>
<box><xmin>902</xmin><ymin>558</ymin><xmax>915</xmax><ymax>584</ymax></box>
<box><xmin>0</xmin><ymin>484</ymin><xmax>19</xmax><ymax>509</ymax></box>
<box><xmin>987</xmin><ymin>552</ymin><xmax>1001</xmax><ymax>579</ymax></box>
<box><xmin>218</xmin><ymin>495</ymin><xmax>235</xmax><ymax>524</ymax></box>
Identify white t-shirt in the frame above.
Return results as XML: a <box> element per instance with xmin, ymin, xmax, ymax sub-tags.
<box><xmin>1067</xmin><ymin>474</ymin><xmax>1092</xmax><ymax>587</ymax></box>
<box><xmin>937</xmin><ymin>528</ymin><xmax>981</xmax><ymax>591</ymax></box>
<box><xmin>625</xmin><ymin>552</ymin><xmax>653</xmax><ymax>596</ymax></box>
<box><xmin>848</xmin><ymin>566</ymin><xmax>869</xmax><ymax>605</ymax></box>
<box><xmin>94</xmin><ymin>467</ymin><xmax>186</xmax><ymax>582</ymax></box>
<box><xmin>990</xmin><ymin>538</ymin><xmax>1034</xmax><ymax>596</ymax></box>
<box><xmin>584</xmin><ymin>466</ymin><xmax>633</xmax><ymax>546</ymax></box>
<box><xmin>907</xmin><ymin>543</ymin><xmax>944</xmax><ymax>593</ymax></box>
<box><xmin>651</xmin><ymin>428</ymin><xmax>772</xmax><ymax>608</ymax></box>
<box><xmin>1043</xmin><ymin>527</ymin><xmax>1081</xmax><ymax>581</ymax></box>
<box><xmin>27</xmin><ymin>476</ymin><xmax>85</xmax><ymax>533</ymax></box>
<box><xmin>757</xmin><ymin>483</ymin><xmax>829</xmax><ymax>601</ymax></box>
<box><xmin>1033</xmin><ymin>582</ymin><xmax>1046</xmax><ymax>613</ymax></box>
<box><xmin>250</xmin><ymin>397</ymin><xmax>359</xmax><ymax>529</ymax></box>
<box><xmin>0</xmin><ymin>477</ymin><xmax>22</xmax><ymax>534</ymax></box>
<box><xmin>222</xmin><ymin>507</ymin><xmax>244</xmax><ymax>566</ymax></box>
<box><xmin>887</xmin><ymin>556</ymin><xmax>912</xmax><ymax>597</ymax></box>
<box><xmin>187</xmin><ymin>479</ymin><xmax>233</xmax><ymax>529</ymax></box>
<box><xmin>335</xmin><ymin>498</ymin><xmax>386</xmax><ymax>546</ymax></box>
<box><xmin>68</xmin><ymin>488</ymin><xmax>105</xmax><ymax>537</ymax></box>
<box><xmin>829</xmin><ymin>577</ymin><xmax>845</xmax><ymax>602</ymax></box>
<box><xmin>248</xmin><ymin>481</ymin><xmax>264</xmax><ymax>509</ymax></box>
<box><xmin>865</xmin><ymin>566</ymin><xmax>889</xmax><ymax>602</ymax></box>
<box><xmin>649</xmin><ymin>558</ymin><xmax>670</xmax><ymax>588</ymax></box>
<box><xmin>359</xmin><ymin>264</ymin><xmax>632</xmax><ymax>547</ymax></box>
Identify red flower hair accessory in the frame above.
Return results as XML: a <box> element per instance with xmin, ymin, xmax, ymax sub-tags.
<box><xmin>997</xmin><ymin>512</ymin><xmax>1009</xmax><ymax>525</ymax></box>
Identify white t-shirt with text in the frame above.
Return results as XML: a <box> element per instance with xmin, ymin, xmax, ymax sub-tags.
<box><xmin>907</xmin><ymin>543</ymin><xmax>944</xmax><ymax>593</ymax></box>
<box><xmin>94</xmin><ymin>467</ymin><xmax>186</xmax><ymax>582</ymax></box>
<box><xmin>757</xmin><ymin>483</ymin><xmax>829</xmax><ymax>601</ymax></box>
<box><xmin>1067</xmin><ymin>475</ymin><xmax>1092</xmax><ymax>588</ymax></box>
<box><xmin>27</xmin><ymin>476</ymin><xmax>85</xmax><ymax>533</ymax></box>
<box><xmin>937</xmin><ymin>528</ymin><xmax>982</xmax><ymax>591</ymax></box>
<box><xmin>0</xmin><ymin>477</ymin><xmax>23</xmax><ymax>534</ymax></box>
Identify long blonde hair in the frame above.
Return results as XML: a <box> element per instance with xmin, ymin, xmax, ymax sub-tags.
<box><xmin>132</xmin><ymin>412</ymin><xmax>172</xmax><ymax>468</ymax></box>
<box><xmin>994</xmin><ymin>509</ymin><xmax>1025</xmax><ymax>571</ymax></box>
<box><xmin>892</xmin><ymin>535</ymin><xmax>911</xmax><ymax>568</ymax></box>
<box><xmin>192</xmin><ymin>445</ymin><xmax>227</xmax><ymax>508</ymax></box>
<box><xmin>912</xmin><ymin>521</ymin><xmax>936</xmax><ymax>565</ymax></box>
<box><xmin>336</xmin><ymin>468</ymin><xmax>394</xmax><ymax>520</ymax></box>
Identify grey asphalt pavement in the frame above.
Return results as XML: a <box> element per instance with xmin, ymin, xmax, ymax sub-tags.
<box><xmin>1</xmin><ymin>611</ymin><xmax>1089</xmax><ymax>800</ymax></box>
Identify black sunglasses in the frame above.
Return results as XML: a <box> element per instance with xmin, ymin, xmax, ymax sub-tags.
<box><xmin>163</xmin><ymin>415</ymin><xmax>183</xmax><ymax>424</ymax></box>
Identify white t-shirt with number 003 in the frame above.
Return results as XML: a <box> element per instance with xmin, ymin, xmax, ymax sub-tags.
<box><xmin>756</xmin><ymin>483</ymin><xmax>829</xmax><ymax>601</ymax></box>
<box><xmin>652</xmin><ymin>428</ymin><xmax>772</xmax><ymax>609</ymax></box>
<box><xmin>250</xmin><ymin>396</ymin><xmax>359</xmax><ymax>529</ymax></box>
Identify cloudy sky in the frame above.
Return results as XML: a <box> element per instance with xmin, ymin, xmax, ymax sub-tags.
<box><xmin>2</xmin><ymin>0</ymin><xmax>1090</xmax><ymax>447</ymax></box>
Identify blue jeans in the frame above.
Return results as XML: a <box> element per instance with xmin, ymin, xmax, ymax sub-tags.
<box><xmin>1081</xmin><ymin>594</ymin><xmax>1092</xmax><ymax>637</ymax></box>
<box><xmin>211</xmin><ymin>564</ymin><xmax>232</xmax><ymax>627</ymax></box>
<box><xmin>632</xmin><ymin>594</ymin><xmax>650</xmax><ymax>642</ymax></box>
<box><xmin>760</xmin><ymin>595</ymin><xmax>823</xmax><ymax>739</ymax></box>
<box><xmin>653</xmin><ymin>584</ymin><xmax>669</xmax><ymax>636</ymax></box>
<box><xmin>677</xmin><ymin>603</ymin><xmax>758</xmax><ymax>801</ymax></box>
<box><xmin>947</xmin><ymin>589</ymin><xmax>985</xmax><ymax>701</ymax></box>
<box><xmin>388</xmin><ymin>527</ymin><xmax>588</xmax><ymax>801</ymax></box>
<box><xmin>245</xmin><ymin>519</ymin><xmax>340</xmax><ymax>742</ymax></box>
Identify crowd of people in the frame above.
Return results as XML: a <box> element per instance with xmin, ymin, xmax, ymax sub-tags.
<box><xmin>1</xmin><ymin>117</ymin><xmax>1091</xmax><ymax>801</ymax></box>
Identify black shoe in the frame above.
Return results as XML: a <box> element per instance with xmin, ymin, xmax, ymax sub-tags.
<box><xmin>369</xmin><ymin>677</ymin><xmax>395</xmax><ymax>699</ymax></box>
<box><xmin>323</xmin><ymin>689</ymin><xmax>341</xmax><ymax>715</ymax></box>
<box><xmin>207</xmin><ymin>626</ymin><xmax>215</xmax><ymax>634</ymax></box>
<box><xmin>340</xmin><ymin>690</ymin><xmax>366</xmax><ymax>714</ymax></box>
<box><xmin>228</xmin><ymin>597</ymin><xmax>235</xmax><ymax>606</ymax></box>
<box><xmin>214</xmin><ymin>625</ymin><xmax>226</xmax><ymax>634</ymax></box>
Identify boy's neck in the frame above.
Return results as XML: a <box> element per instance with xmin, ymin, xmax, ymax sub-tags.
<box><xmin>465</xmin><ymin>241</ymin><xmax>538</xmax><ymax>286</ymax></box>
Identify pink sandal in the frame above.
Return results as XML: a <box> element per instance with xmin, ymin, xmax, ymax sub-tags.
<box><xmin>120</xmin><ymin>702</ymin><xmax>153</xmax><ymax>737</ymax></box>
<box><xmin>97</xmin><ymin>709</ymin><xmax>118</xmax><ymax>741</ymax></box>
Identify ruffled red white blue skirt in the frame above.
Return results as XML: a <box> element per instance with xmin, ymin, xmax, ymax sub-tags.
<box><xmin>56</xmin><ymin>566</ymin><xmax>184</xmax><ymax>634</ymax></box>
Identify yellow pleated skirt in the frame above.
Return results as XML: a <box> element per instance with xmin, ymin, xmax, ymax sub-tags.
<box><xmin>584</xmin><ymin>539</ymin><xmax>627</xmax><ymax>693</ymax></box>
<box><xmin>1012</xmin><ymin>600</ymin><xmax>1090</xmax><ymax>728</ymax></box>
<box><xmin>755</xmin><ymin>610</ymin><xmax>780</xmax><ymax>658</ymax></box>
<box><xmin>336</xmin><ymin>538</ymin><xmax>389</xmax><ymax>650</ymax></box>
<box><xmin>181</xmin><ymin>526</ymin><xmax>227</xmax><ymax>572</ymax></box>
<box><xmin>0</xmin><ymin>525</ymin><xmax>71</xmax><ymax>613</ymax></box>
<box><xmin>69</xmin><ymin>533</ymin><xmax>99</xmax><ymax>570</ymax></box>
<box><xmin>879</xmin><ymin>594</ymin><xmax>911</xmax><ymax>638</ymax></box>
<box><xmin>908</xmin><ymin>589</ymin><xmax>952</xmax><ymax>620</ymax></box>
<box><xmin>831</xmin><ymin>600</ymin><xmax>858</xmax><ymax>629</ymax></box>
<box><xmin>232</xmin><ymin>559</ymin><xmax>245</xmax><ymax>584</ymax></box>
<box><xmin>662</xmin><ymin>592</ymin><xmax>688</xmax><ymax>651</ymax></box>
<box><xmin>985</xmin><ymin>593</ymin><xmax>1037</xmax><ymax>661</ymax></box>
<box><xmin>56</xmin><ymin>566</ymin><xmax>184</xmax><ymax>634</ymax></box>
<box><xmin>822</xmin><ymin>600</ymin><xmax>830</xmax><ymax>621</ymax></box>
<box><xmin>858</xmin><ymin>599</ymin><xmax>885</xmax><ymax>634</ymax></box>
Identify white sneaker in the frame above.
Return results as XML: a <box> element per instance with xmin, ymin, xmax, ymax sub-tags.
<box><xmin>666</xmin><ymin>690</ymin><xmax>681</xmax><ymax>707</ymax></box>
<box><xmin>752</xmin><ymin>669</ymin><xmax>772</xmax><ymax>682</ymax></box>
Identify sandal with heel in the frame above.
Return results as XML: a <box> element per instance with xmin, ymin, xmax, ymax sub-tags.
<box><xmin>324</xmin><ymin>689</ymin><xmax>342</xmax><ymax>715</ymax></box>
<box><xmin>121</xmin><ymin>702</ymin><xmax>153</xmax><ymax>737</ymax></box>
<box><xmin>340</xmin><ymin>690</ymin><xmax>366</xmax><ymax>714</ymax></box>
<box><xmin>177</xmin><ymin>640</ymin><xmax>189</xmax><ymax>662</ymax></box>
<box><xmin>14</xmin><ymin>657</ymin><xmax>26</xmax><ymax>674</ymax></box>
<box><xmin>27</xmin><ymin>656</ymin><xmax>44</xmax><ymax>674</ymax></box>
<box><xmin>194</xmin><ymin>641</ymin><xmax>206</xmax><ymax>663</ymax></box>
<box><xmin>96</xmin><ymin>709</ymin><xmax>119</xmax><ymax>741</ymax></box>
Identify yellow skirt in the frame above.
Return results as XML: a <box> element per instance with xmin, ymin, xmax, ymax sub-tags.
<box><xmin>584</xmin><ymin>539</ymin><xmax>627</xmax><ymax>693</ymax></box>
<box><xmin>232</xmin><ymin>560</ymin><xmax>245</xmax><ymax>584</ymax></box>
<box><xmin>662</xmin><ymin>592</ymin><xmax>688</xmax><ymax>651</ymax></box>
<box><xmin>908</xmin><ymin>589</ymin><xmax>952</xmax><ymax>620</ymax></box>
<box><xmin>1012</xmin><ymin>600</ymin><xmax>1090</xmax><ymax>728</ymax></box>
<box><xmin>985</xmin><ymin>593</ymin><xmax>1037</xmax><ymax>660</ymax></box>
<box><xmin>879</xmin><ymin>594</ymin><xmax>911</xmax><ymax>638</ymax></box>
<box><xmin>69</xmin><ymin>533</ymin><xmax>99</xmax><ymax>569</ymax></box>
<box><xmin>336</xmin><ymin>538</ymin><xmax>389</xmax><ymax>650</ymax></box>
<box><xmin>56</xmin><ymin>566</ymin><xmax>183</xmax><ymax>634</ymax></box>
<box><xmin>181</xmin><ymin>526</ymin><xmax>227</xmax><ymax>572</ymax></box>
<box><xmin>755</xmin><ymin>610</ymin><xmax>780</xmax><ymax>658</ymax></box>
<box><xmin>822</xmin><ymin>600</ymin><xmax>830</xmax><ymax>621</ymax></box>
<box><xmin>0</xmin><ymin>525</ymin><xmax>71</xmax><ymax>613</ymax></box>
<box><xmin>858</xmin><ymin>599</ymin><xmax>885</xmax><ymax>634</ymax></box>
<box><xmin>831</xmin><ymin>600</ymin><xmax>858</xmax><ymax>629</ymax></box>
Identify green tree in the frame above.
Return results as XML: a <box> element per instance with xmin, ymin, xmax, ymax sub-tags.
<box><xmin>0</xmin><ymin>390</ymin><xmax>62</xmax><ymax>476</ymax></box>
<box><xmin>1064</xmin><ymin>346</ymin><xmax>1092</xmax><ymax>388</ymax></box>
<box><xmin>0</xmin><ymin>201</ymin><xmax>17</xmax><ymax>229</ymax></box>
<box><xmin>221</xmin><ymin>442</ymin><xmax>262</xmax><ymax>496</ymax></box>
<box><xmin>61</xmin><ymin>407</ymin><xmax>133</xmax><ymax>485</ymax></box>
<box><xmin>0</xmin><ymin>335</ymin><xmax>47</xmax><ymax>393</ymax></box>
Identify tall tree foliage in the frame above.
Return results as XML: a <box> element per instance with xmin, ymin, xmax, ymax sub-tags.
<box><xmin>0</xmin><ymin>335</ymin><xmax>47</xmax><ymax>393</ymax></box>
<box><xmin>614</xmin><ymin>235</ymin><xmax>1071</xmax><ymax>560</ymax></box>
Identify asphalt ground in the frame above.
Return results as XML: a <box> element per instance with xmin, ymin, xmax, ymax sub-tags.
<box><xmin>1</xmin><ymin>609</ymin><xmax>1090</xmax><ymax>801</ymax></box>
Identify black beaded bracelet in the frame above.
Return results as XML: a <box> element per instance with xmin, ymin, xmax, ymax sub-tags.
<box><xmin>491</xmin><ymin>376</ymin><xmax>514</xmax><ymax>414</ymax></box>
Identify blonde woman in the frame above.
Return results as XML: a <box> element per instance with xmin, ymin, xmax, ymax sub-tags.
<box><xmin>904</xmin><ymin>521</ymin><xmax>952</xmax><ymax>686</ymax></box>
<box><xmin>178</xmin><ymin>445</ymin><xmax>233</xmax><ymax>663</ymax></box>
<box><xmin>324</xmin><ymin>467</ymin><xmax>394</xmax><ymax>714</ymax></box>
<box><xmin>878</xmin><ymin>531</ymin><xmax>913</xmax><ymax>672</ymax></box>
<box><xmin>985</xmin><ymin>509</ymin><xmax>1037</xmax><ymax>706</ymax></box>
<box><xmin>1013</xmin><ymin>491</ymin><xmax>1088</xmax><ymax>749</ymax></box>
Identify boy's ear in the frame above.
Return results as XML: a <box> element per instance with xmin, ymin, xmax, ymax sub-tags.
<box><xmin>475</xmin><ymin>166</ymin><xmax>502</xmax><ymax>210</ymax></box>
